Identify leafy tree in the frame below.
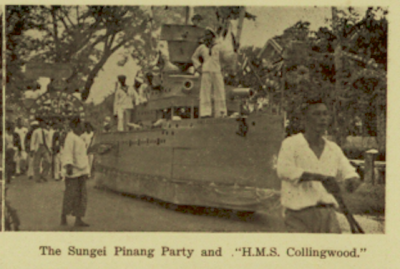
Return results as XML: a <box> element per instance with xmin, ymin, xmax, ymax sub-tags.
<box><xmin>6</xmin><ymin>5</ymin><xmax>152</xmax><ymax>103</ymax></box>
<box><xmin>7</xmin><ymin>5</ymin><xmax>256</xmax><ymax>106</ymax></box>
<box><xmin>235</xmin><ymin>7</ymin><xmax>386</xmax><ymax>157</ymax></box>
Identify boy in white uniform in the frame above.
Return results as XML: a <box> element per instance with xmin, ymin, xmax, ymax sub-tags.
<box><xmin>14</xmin><ymin>118</ymin><xmax>28</xmax><ymax>175</ymax></box>
<box><xmin>113</xmin><ymin>75</ymin><xmax>134</xmax><ymax>131</ymax></box>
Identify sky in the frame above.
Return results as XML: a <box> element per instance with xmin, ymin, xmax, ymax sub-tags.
<box><xmin>32</xmin><ymin>6</ymin><xmax>366</xmax><ymax>104</ymax></box>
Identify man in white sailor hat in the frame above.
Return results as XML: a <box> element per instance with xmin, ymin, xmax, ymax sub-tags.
<box><xmin>114</xmin><ymin>75</ymin><xmax>134</xmax><ymax>131</ymax></box>
<box><xmin>191</xmin><ymin>27</ymin><xmax>227</xmax><ymax>118</ymax></box>
<box><xmin>103</xmin><ymin>116</ymin><xmax>112</xmax><ymax>133</ymax></box>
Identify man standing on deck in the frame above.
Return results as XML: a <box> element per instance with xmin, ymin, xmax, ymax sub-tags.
<box><xmin>191</xmin><ymin>28</ymin><xmax>227</xmax><ymax>119</ymax></box>
<box><xmin>61</xmin><ymin>117</ymin><xmax>90</xmax><ymax>227</ymax></box>
<box><xmin>30</xmin><ymin>118</ymin><xmax>51</xmax><ymax>183</ymax></box>
<box><xmin>276</xmin><ymin>97</ymin><xmax>361</xmax><ymax>233</ymax></box>
<box><xmin>132</xmin><ymin>75</ymin><xmax>148</xmax><ymax>105</ymax></box>
<box><xmin>114</xmin><ymin>75</ymin><xmax>134</xmax><ymax>131</ymax></box>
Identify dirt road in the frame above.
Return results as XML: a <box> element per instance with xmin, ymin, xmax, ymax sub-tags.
<box><xmin>6</xmin><ymin>175</ymin><xmax>285</xmax><ymax>232</ymax></box>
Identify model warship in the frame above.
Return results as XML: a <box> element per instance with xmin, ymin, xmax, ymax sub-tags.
<box><xmin>89</xmin><ymin>23</ymin><xmax>285</xmax><ymax>212</ymax></box>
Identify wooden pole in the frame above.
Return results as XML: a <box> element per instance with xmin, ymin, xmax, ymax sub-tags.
<box><xmin>364</xmin><ymin>149</ymin><xmax>378</xmax><ymax>184</ymax></box>
<box><xmin>51</xmin><ymin>6</ymin><xmax>61</xmax><ymax>63</ymax></box>
<box><xmin>332</xmin><ymin>7</ymin><xmax>342</xmax><ymax>145</ymax></box>
<box><xmin>236</xmin><ymin>7</ymin><xmax>246</xmax><ymax>45</ymax></box>
<box><xmin>279</xmin><ymin>63</ymin><xmax>285</xmax><ymax>114</ymax></box>
<box><xmin>185</xmin><ymin>6</ymin><xmax>194</xmax><ymax>25</ymax></box>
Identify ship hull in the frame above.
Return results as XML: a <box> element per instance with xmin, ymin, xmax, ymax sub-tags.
<box><xmin>91</xmin><ymin>112</ymin><xmax>284</xmax><ymax>211</ymax></box>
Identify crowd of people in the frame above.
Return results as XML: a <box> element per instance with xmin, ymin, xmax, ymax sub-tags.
<box><xmin>5</xmin><ymin>117</ymin><xmax>94</xmax><ymax>184</ymax></box>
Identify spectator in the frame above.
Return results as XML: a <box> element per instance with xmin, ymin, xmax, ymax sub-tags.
<box><xmin>25</xmin><ymin>120</ymin><xmax>39</xmax><ymax>180</ymax></box>
<box><xmin>277</xmin><ymin>97</ymin><xmax>361</xmax><ymax>233</ymax></box>
<box><xmin>30</xmin><ymin>118</ymin><xmax>51</xmax><ymax>183</ymax></box>
<box><xmin>14</xmin><ymin>118</ymin><xmax>29</xmax><ymax>175</ymax></box>
<box><xmin>61</xmin><ymin>117</ymin><xmax>90</xmax><ymax>227</ymax></box>
<box><xmin>5</xmin><ymin>122</ymin><xmax>16</xmax><ymax>183</ymax></box>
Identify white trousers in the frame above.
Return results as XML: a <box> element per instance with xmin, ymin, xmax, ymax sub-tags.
<box><xmin>117</xmin><ymin>108</ymin><xmax>132</xmax><ymax>131</ymax></box>
<box><xmin>200</xmin><ymin>72</ymin><xmax>227</xmax><ymax>118</ymax></box>
<box><xmin>54</xmin><ymin>152</ymin><xmax>62</xmax><ymax>180</ymax></box>
<box><xmin>14</xmin><ymin>151</ymin><xmax>28</xmax><ymax>174</ymax></box>
<box><xmin>27</xmin><ymin>154</ymin><xmax>34</xmax><ymax>177</ymax></box>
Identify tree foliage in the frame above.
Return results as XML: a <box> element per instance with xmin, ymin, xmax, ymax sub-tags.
<box><xmin>238</xmin><ymin>7</ymin><xmax>387</xmax><ymax>146</ymax></box>
<box><xmin>7</xmin><ymin>5</ymin><xmax>256</xmax><ymax>106</ymax></box>
<box><xmin>7</xmin><ymin>5</ymin><xmax>152</xmax><ymax>103</ymax></box>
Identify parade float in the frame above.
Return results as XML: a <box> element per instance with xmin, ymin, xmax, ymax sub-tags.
<box><xmin>89</xmin><ymin>10</ymin><xmax>285</xmax><ymax>212</ymax></box>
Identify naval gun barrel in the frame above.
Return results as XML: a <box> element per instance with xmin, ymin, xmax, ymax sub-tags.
<box><xmin>227</xmin><ymin>88</ymin><xmax>254</xmax><ymax>99</ymax></box>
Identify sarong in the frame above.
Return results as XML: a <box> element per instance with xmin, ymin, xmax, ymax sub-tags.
<box><xmin>284</xmin><ymin>204</ymin><xmax>341</xmax><ymax>233</ymax></box>
<box><xmin>62</xmin><ymin>176</ymin><xmax>88</xmax><ymax>217</ymax></box>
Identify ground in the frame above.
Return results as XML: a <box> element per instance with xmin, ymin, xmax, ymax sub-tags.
<box><xmin>5</xmin><ymin>174</ymin><xmax>384</xmax><ymax>233</ymax></box>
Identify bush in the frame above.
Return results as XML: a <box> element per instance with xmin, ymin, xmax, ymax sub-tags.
<box><xmin>341</xmin><ymin>183</ymin><xmax>385</xmax><ymax>216</ymax></box>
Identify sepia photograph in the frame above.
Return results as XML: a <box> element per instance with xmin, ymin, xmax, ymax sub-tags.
<box><xmin>4</xmin><ymin>5</ymin><xmax>386</xmax><ymax>234</ymax></box>
<box><xmin>0</xmin><ymin>7</ymin><xmax>4</xmax><ymax>232</ymax></box>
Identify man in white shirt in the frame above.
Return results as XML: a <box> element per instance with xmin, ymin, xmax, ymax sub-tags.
<box><xmin>61</xmin><ymin>117</ymin><xmax>90</xmax><ymax>227</ymax></box>
<box><xmin>192</xmin><ymin>28</ymin><xmax>227</xmax><ymax>118</ymax></box>
<box><xmin>30</xmin><ymin>118</ymin><xmax>51</xmax><ymax>183</ymax></box>
<box><xmin>277</xmin><ymin>98</ymin><xmax>361</xmax><ymax>233</ymax></box>
<box><xmin>114</xmin><ymin>75</ymin><xmax>134</xmax><ymax>131</ymax></box>
<box><xmin>14</xmin><ymin>118</ymin><xmax>29</xmax><ymax>175</ymax></box>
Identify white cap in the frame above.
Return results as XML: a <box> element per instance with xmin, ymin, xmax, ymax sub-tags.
<box><xmin>30</xmin><ymin>120</ymin><xmax>39</xmax><ymax>126</ymax></box>
<box><xmin>135</xmin><ymin>77</ymin><xmax>144</xmax><ymax>84</ymax></box>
